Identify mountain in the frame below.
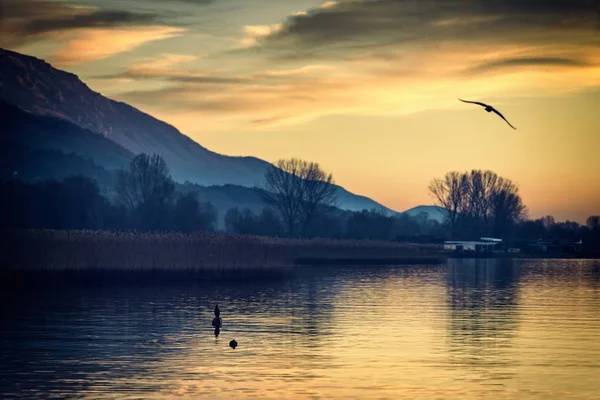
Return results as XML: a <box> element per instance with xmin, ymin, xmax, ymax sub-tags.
<box><xmin>0</xmin><ymin>100</ymin><xmax>398</xmax><ymax>227</ymax></box>
<box><xmin>402</xmin><ymin>205</ymin><xmax>446</xmax><ymax>223</ymax></box>
<box><xmin>0</xmin><ymin>48</ymin><xmax>398</xmax><ymax>214</ymax></box>
<box><xmin>0</xmin><ymin>100</ymin><xmax>128</xmax><ymax>189</ymax></box>
<box><xmin>1</xmin><ymin>100</ymin><xmax>133</xmax><ymax>170</ymax></box>
<box><xmin>0</xmin><ymin>48</ymin><xmax>267</xmax><ymax>187</ymax></box>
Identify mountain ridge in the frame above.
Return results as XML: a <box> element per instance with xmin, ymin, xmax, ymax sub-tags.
<box><xmin>0</xmin><ymin>48</ymin><xmax>270</xmax><ymax>187</ymax></box>
<box><xmin>0</xmin><ymin>47</ymin><xmax>399</xmax><ymax>215</ymax></box>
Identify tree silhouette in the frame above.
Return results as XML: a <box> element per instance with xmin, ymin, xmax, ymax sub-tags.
<box><xmin>428</xmin><ymin>171</ymin><xmax>467</xmax><ymax>237</ymax></box>
<box><xmin>587</xmin><ymin>216</ymin><xmax>600</xmax><ymax>231</ymax></box>
<box><xmin>429</xmin><ymin>169</ymin><xmax>526</xmax><ymax>239</ymax></box>
<box><xmin>262</xmin><ymin>158</ymin><xmax>337</xmax><ymax>237</ymax></box>
<box><xmin>115</xmin><ymin>153</ymin><xmax>175</xmax><ymax>229</ymax></box>
<box><xmin>297</xmin><ymin>161</ymin><xmax>337</xmax><ymax>237</ymax></box>
<box><xmin>173</xmin><ymin>192</ymin><xmax>217</xmax><ymax>232</ymax></box>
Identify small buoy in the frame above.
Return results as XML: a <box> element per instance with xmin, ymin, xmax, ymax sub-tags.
<box><xmin>229</xmin><ymin>339</ymin><xmax>238</xmax><ymax>349</ymax></box>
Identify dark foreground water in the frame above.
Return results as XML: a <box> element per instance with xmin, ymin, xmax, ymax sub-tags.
<box><xmin>1</xmin><ymin>259</ymin><xmax>600</xmax><ymax>399</ymax></box>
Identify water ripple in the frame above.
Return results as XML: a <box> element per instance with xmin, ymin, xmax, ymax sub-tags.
<box><xmin>1</xmin><ymin>259</ymin><xmax>599</xmax><ymax>399</ymax></box>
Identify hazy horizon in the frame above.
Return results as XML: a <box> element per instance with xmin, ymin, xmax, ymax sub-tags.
<box><xmin>2</xmin><ymin>0</ymin><xmax>599</xmax><ymax>223</ymax></box>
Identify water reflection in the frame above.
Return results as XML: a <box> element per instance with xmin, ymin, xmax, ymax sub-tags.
<box><xmin>446</xmin><ymin>259</ymin><xmax>521</xmax><ymax>382</ymax></box>
<box><xmin>1</xmin><ymin>260</ymin><xmax>599</xmax><ymax>399</ymax></box>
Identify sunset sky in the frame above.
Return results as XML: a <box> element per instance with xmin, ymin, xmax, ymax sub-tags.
<box><xmin>2</xmin><ymin>0</ymin><xmax>599</xmax><ymax>222</ymax></box>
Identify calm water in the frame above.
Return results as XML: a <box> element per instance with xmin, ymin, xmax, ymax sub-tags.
<box><xmin>1</xmin><ymin>259</ymin><xmax>600</xmax><ymax>399</ymax></box>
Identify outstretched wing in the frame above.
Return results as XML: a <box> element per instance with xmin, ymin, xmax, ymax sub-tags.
<box><xmin>491</xmin><ymin>108</ymin><xmax>517</xmax><ymax>130</ymax></box>
<box><xmin>458</xmin><ymin>98</ymin><xmax>488</xmax><ymax>107</ymax></box>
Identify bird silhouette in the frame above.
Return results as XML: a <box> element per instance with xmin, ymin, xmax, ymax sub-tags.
<box><xmin>458</xmin><ymin>99</ymin><xmax>516</xmax><ymax>130</ymax></box>
<box><xmin>229</xmin><ymin>339</ymin><xmax>238</xmax><ymax>349</ymax></box>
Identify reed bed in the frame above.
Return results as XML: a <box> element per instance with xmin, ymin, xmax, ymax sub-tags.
<box><xmin>0</xmin><ymin>230</ymin><xmax>441</xmax><ymax>281</ymax></box>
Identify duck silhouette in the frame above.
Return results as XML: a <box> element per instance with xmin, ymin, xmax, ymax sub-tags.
<box><xmin>229</xmin><ymin>339</ymin><xmax>238</xmax><ymax>349</ymax></box>
<box><xmin>212</xmin><ymin>317</ymin><xmax>222</xmax><ymax>328</ymax></box>
<box><xmin>212</xmin><ymin>304</ymin><xmax>222</xmax><ymax>328</ymax></box>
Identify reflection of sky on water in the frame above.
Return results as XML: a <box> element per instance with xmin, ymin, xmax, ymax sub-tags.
<box><xmin>445</xmin><ymin>259</ymin><xmax>521</xmax><ymax>383</ymax></box>
<box><xmin>1</xmin><ymin>260</ymin><xmax>599</xmax><ymax>399</ymax></box>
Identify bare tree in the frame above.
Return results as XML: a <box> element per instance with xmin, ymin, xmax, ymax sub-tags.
<box><xmin>541</xmin><ymin>215</ymin><xmax>556</xmax><ymax>228</ymax></box>
<box><xmin>298</xmin><ymin>161</ymin><xmax>337</xmax><ymax>236</ymax></box>
<box><xmin>428</xmin><ymin>171</ymin><xmax>467</xmax><ymax>237</ymax></box>
<box><xmin>430</xmin><ymin>169</ymin><xmax>526</xmax><ymax>238</ymax></box>
<box><xmin>261</xmin><ymin>159</ymin><xmax>305</xmax><ymax>237</ymax></box>
<box><xmin>465</xmin><ymin>170</ymin><xmax>498</xmax><ymax>225</ymax></box>
<box><xmin>116</xmin><ymin>153</ymin><xmax>175</xmax><ymax>212</ymax></box>
<box><xmin>490</xmin><ymin>181</ymin><xmax>527</xmax><ymax>238</ymax></box>
<box><xmin>587</xmin><ymin>216</ymin><xmax>600</xmax><ymax>231</ymax></box>
<box><xmin>262</xmin><ymin>158</ymin><xmax>337</xmax><ymax>237</ymax></box>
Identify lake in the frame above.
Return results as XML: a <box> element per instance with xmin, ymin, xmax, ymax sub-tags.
<box><xmin>1</xmin><ymin>258</ymin><xmax>599</xmax><ymax>399</ymax></box>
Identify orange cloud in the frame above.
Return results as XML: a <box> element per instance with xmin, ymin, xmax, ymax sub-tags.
<box><xmin>240</xmin><ymin>24</ymin><xmax>283</xmax><ymax>48</ymax></box>
<box><xmin>0</xmin><ymin>0</ymin><xmax>185</xmax><ymax>65</ymax></box>
<box><xmin>114</xmin><ymin>40</ymin><xmax>599</xmax><ymax>131</ymax></box>
<box><xmin>132</xmin><ymin>53</ymin><xmax>199</xmax><ymax>71</ymax></box>
<box><xmin>319</xmin><ymin>1</ymin><xmax>339</xmax><ymax>9</ymax></box>
<box><xmin>82</xmin><ymin>0</ymin><xmax>598</xmax><ymax>133</ymax></box>
<box><xmin>50</xmin><ymin>26</ymin><xmax>186</xmax><ymax>66</ymax></box>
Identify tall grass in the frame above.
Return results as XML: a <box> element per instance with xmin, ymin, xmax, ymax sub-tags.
<box><xmin>1</xmin><ymin>230</ymin><xmax>441</xmax><ymax>281</ymax></box>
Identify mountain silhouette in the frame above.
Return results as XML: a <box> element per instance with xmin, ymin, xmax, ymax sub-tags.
<box><xmin>0</xmin><ymin>48</ymin><xmax>398</xmax><ymax>215</ymax></box>
<box><xmin>402</xmin><ymin>205</ymin><xmax>445</xmax><ymax>223</ymax></box>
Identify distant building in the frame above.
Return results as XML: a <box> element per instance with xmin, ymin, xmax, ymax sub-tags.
<box><xmin>443</xmin><ymin>237</ymin><xmax>503</xmax><ymax>253</ymax></box>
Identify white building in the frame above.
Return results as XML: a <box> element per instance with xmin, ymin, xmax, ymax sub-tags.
<box><xmin>443</xmin><ymin>237</ymin><xmax>503</xmax><ymax>253</ymax></box>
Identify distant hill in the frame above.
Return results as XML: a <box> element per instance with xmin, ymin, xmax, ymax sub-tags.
<box><xmin>402</xmin><ymin>205</ymin><xmax>446</xmax><ymax>223</ymax></box>
<box><xmin>0</xmin><ymin>48</ymin><xmax>398</xmax><ymax>215</ymax></box>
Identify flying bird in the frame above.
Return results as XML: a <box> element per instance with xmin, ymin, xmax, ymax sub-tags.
<box><xmin>458</xmin><ymin>99</ymin><xmax>516</xmax><ymax>130</ymax></box>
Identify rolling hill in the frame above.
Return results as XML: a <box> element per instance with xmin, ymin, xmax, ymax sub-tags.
<box><xmin>402</xmin><ymin>205</ymin><xmax>446</xmax><ymax>223</ymax></box>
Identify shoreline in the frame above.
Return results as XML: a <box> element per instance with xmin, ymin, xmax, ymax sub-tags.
<box><xmin>0</xmin><ymin>229</ymin><xmax>437</xmax><ymax>278</ymax></box>
<box><xmin>1</xmin><ymin>230</ymin><xmax>596</xmax><ymax>284</ymax></box>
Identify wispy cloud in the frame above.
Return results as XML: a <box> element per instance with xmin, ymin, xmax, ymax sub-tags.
<box><xmin>51</xmin><ymin>27</ymin><xmax>186</xmax><ymax>66</ymax></box>
<box><xmin>167</xmin><ymin>0</ymin><xmax>595</xmax><ymax>127</ymax></box>
<box><xmin>247</xmin><ymin>0</ymin><xmax>599</xmax><ymax>58</ymax></box>
<box><xmin>113</xmin><ymin>39</ymin><xmax>600</xmax><ymax>129</ymax></box>
<box><xmin>0</xmin><ymin>0</ymin><xmax>185</xmax><ymax>65</ymax></box>
<box><xmin>240</xmin><ymin>24</ymin><xmax>283</xmax><ymax>47</ymax></box>
<box><xmin>133</xmin><ymin>53</ymin><xmax>200</xmax><ymax>70</ymax></box>
<box><xmin>97</xmin><ymin>53</ymin><xmax>249</xmax><ymax>84</ymax></box>
<box><xmin>466</xmin><ymin>56</ymin><xmax>593</xmax><ymax>75</ymax></box>
<box><xmin>14</xmin><ymin>0</ymin><xmax>595</xmax><ymax>129</ymax></box>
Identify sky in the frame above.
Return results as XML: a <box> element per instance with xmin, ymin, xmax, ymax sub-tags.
<box><xmin>1</xmin><ymin>0</ymin><xmax>599</xmax><ymax>222</ymax></box>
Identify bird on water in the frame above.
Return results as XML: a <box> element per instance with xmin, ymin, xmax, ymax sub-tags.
<box><xmin>212</xmin><ymin>304</ymin><xmax>222</xmax><ymax>328</ymax></box>
<box><xmin>229</xmin><ymin>339</ymin><xmax>238</xmax><ymax>349</ymax></box>
<box><xmin>458</xmin><ymin>99</ymin><xmax>517</xmax><ymax>130</ymax></box>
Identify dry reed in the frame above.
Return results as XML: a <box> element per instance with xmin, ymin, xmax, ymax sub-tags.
<box><xmin>0</xmin><ymin>230</ymin><xmax>441</xmax><ymax>280</ymax></box>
